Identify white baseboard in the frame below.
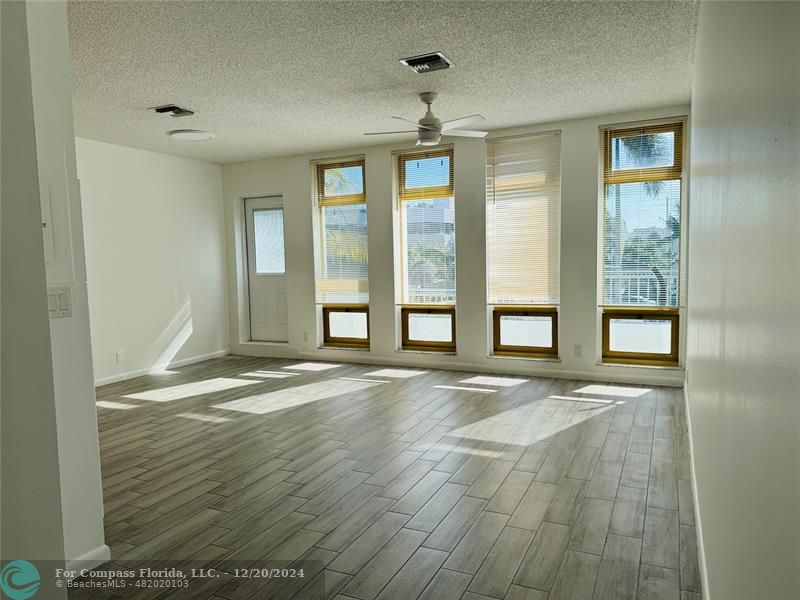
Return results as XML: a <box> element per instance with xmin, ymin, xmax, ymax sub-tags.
<box><xmin>65</xmin><ymin>544</ymin><xmax>111</xmax><ymax>577</ymax></box>
<box><xmin>683</xmin><ymin>382</ymin><xmax>711</xmax><ymax>599</ymax></box>
<box><xmin>231</xmin><ymin>342</ymin><xmax>684</xmax><ymax>386</ymax></box>
<box><xmin>94</xmin><ymin>349</ymin><xmax>230</xmax><ymax>386</ymax></box>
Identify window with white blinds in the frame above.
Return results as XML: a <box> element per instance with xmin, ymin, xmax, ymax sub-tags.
<box><xmin>599</xmin><ymin>120</ymin><xmax>685</xmax><ymax>366</ymax></box>
<box><xmin>313</xmin><ymin>159</ymin><xmax>368</xmax><ymax>304</ymax></box>
<box><xmin>486</xmin><ymin>132</ymin><xmax>561</xmax><ymax>305</ymax></box>
<box><xmin>601</xmin><ymin>122</ymin><xmax>684</xmax><ymax>308</ymax></box>
<box><xmin>397</xmin><ymin>148</ymin><xmax>456</xmax><ymax>305</ymax></box>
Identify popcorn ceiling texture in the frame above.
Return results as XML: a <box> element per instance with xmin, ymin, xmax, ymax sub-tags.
<box><xmin>67</xmin><ymin>1</ymin><xmax>698</xmax><ymax>164</ymax></box>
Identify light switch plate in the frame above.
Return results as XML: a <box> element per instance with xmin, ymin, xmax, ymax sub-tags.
<box><xmin>48</xmin><ymin>285</ymin><xmax>72</xmax><ymax>319</ymax></box>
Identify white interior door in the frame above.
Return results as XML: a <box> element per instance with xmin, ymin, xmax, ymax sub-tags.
<box><xmin>245</xmin><ymin>196</ymin><xmax>288</xmax><ymax>342</ymax></box>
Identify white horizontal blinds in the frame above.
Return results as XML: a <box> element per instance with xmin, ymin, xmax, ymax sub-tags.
<box><xmin>486</xmin><ymin>132</ymin><xmax>561</xmax><ymax>305</ymax></box>
<box><xmin>398</xmin><ymin>149</ymin><xmax>456</xmax><ymax>305</ymax></box>
<box><xmin>314</xmin><ymin>159</ymin><xmax>369</xmax><ymax>304</ymax></box>
<box><xmin>602</xmin><ymin>122</ymin><xmax>683</xmax><ymax>307</ymax></box>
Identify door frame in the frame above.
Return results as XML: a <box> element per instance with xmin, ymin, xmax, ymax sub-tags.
<box><xmin>243</xmin><ymin>195</ymin><xmax>287</xmax><ymax>342</ymax></box>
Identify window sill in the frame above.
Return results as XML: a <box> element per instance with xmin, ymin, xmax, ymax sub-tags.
<box><xmin>596</xmin><ymin>361</ymin><xmax>684</xmax><ymax>371</ymax></box>
<box><xmin>396</xmin><ymin>348</ymin><xmax>457</xmax><ymax>356</ymax></box>
<box><xmin>490</xmin><ymin>354</ymin><xmax>561</xmax><ymax>364</ymax></box>
<box><xmin>319</xmin><ymin>345</ymin><xmax>370</xmax><ymax>352</ymax></box>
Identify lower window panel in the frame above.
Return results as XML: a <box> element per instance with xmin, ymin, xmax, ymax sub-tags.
<box><xmin>602</xmin><ymin>309</ymin><xmax>678</xmax><ymax>365</ymax></box>
<box><xmin>401</xmin><ymin>306</ymin><xmax>456</xmax><ymax>351</ymax></box>
<box><xmin>493</xmin><ymin>307</ymin><xmax>558</xmax><ymax>357</ymax></box>
<box><xmin>322</xmin><ymin>305</ymin><xmax>369</xmax><ymax>348</ymax></box>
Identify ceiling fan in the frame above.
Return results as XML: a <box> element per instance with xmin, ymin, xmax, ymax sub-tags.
<box><xmin>365</xmin><ymin>92</ymin><xmax>488</xmax><ymax>146</ymax></box>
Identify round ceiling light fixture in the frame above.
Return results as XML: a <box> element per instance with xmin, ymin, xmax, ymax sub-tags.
<box><xmin>168</xmin><ymin>129</ymin><xmax>213</xmax><ymax>141</ymax></box>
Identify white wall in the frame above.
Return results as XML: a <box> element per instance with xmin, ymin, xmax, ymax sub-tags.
<box><xmin>222</xmin><ymin>105</ymin><xmax>689</xmax><ymax>386</ymax></box>
<box><xmin>687</xmin><ymin>2</ymin><xmax>800</xmax><ymax>599</ymax></box>
<box><xmin>76</xmin><ymin>138</ymin><xmax>229</xmax><ymax>385</ymax></box>
<box><xmin>25</xmin><ymin>0</ymin><xmax>107</xmax><ymax>569</ymax></box>
<box><xmin>1</xmin><ymin>0</ymin><xmax>68</xmax><ymax>576</ymax></box>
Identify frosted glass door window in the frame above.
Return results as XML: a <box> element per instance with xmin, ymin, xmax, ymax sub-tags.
<box><xmin>253</xmin><ymin>209</ymin><xmax>285</xmax><ymax>274</ymax></box>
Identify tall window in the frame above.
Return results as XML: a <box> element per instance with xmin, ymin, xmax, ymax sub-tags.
<box><xmin>313</xmin><ymin>159</ymin><xmax>369</xmax><ymax>348</ymax></box>
<box><xmin>487</xmin><ymin>132</ymin><xmax>561</xmax><ymax>357</ymax></box>
<box><xmin>600</xmin><ymin>121</ymin><xmax>685</xmax><ymax>365</ymax></box>
<box><xmin>396</xmin><ymin>148</ymin><xmax>456</xmax><ymax>351</ymax></box>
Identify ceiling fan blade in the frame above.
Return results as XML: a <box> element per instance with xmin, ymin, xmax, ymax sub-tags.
<box><xmin>391</xmin><ymin>116</ymin><xmax>436</xmax><ymax>131</ymax></box>
<box><xmin>443</xmin><ymin>129</ymin><xmax>488</xmax><ymax>138</ymax></box>
<box><xmin>364</xmin><ymin>130</ymin><xmax>417</xmax><ymax>135</ymax></box>
<box><xmin>440</xmin><ymin>114</ymin><xmax>485</xmax><ymax>131</ymax></box>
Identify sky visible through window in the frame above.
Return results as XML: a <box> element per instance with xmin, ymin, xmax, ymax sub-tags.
<box><xmin>324</xmin><ymin>165</ymin><xmax>363</xmax><ymax>196</ymax></box>
<box><xmin>612</xmin><ymin>131</ymin><xmax>675</xmax><ymax>171</ymax></box>
<box><xmin>405</xmin><ymin>156</ymin><xmax>450</xmax><ymax>188</ymax></box>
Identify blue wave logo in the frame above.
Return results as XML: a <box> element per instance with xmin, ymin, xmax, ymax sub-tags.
<box><xmin>0</xmin><ymin>561</ymin><xmax>40</xmax><ymax>600</ymax></box>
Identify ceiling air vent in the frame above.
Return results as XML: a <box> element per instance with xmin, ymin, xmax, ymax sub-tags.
<box><xmin>399</xmin><ymin>52</ymin><xmax>453</xmax><ymax>74</ymax></box>
<box><xmin>149</xmin><ymin>104</ymin><xmax>195</xmax><ymax>118</ymax></box>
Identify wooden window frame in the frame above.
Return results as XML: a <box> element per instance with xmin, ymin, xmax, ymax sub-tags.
<box><xmin>322</xmin><ymin>304</ymin><xmax>370</xmax><ymax>348</ymax></box>
<box><xmin>316</xmin><ymin>160</ymin><xmax>366</xmax><ymax>206</ymax></box>
<box><xmin>601</xmin><ymin>308</ymin><xmax>679</xmax><ymax>366</ymax></box>
<box><xmin>492</xmin><ymin>306</ymin><xmax>558</xmax><ymax>358</ymax></box>
<box><xmin>603</xmin><ymin>122</ymin><xmax>683</xmax><ymax>185</ymax></box>
<box><xmin>400</xmin><ymin>305</ymin><xmax>456</xmax><ymax>352</ymax></box>
<box><xmin>398</xmin><ymin>148</ymin><xmax>454</xmax><ymax>201</ymax></box>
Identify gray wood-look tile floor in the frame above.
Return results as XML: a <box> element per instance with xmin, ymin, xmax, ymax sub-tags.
<box><xmin>75</xmin><ymin>355</ymin><xmax>702</xmax><ymax>600</ymax></box>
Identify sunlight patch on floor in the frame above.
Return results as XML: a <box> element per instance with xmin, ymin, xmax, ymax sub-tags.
<box><xmin>212</xmin><ymin>378</ymin><xmax>382</xmax><ymax>415</ymax></box>
<box><xmin>428</xmin><ymin>438</ymin><xmax>504</xmax><ymax>458</ymax></box>
<box><xmin>549</xmin><ymin>395</ymin><xmax>617</xmax><ymax>405</ymax></box>
<box><xmin>123</xmin><ymin>377</ymin><xmax>258</xmax><ymax>402</ymax></box>
<box><xmin>240</xmin><ymin>371</ymin><xmax>296</xmax><ymax>379</ymax></box>
<box><xmin>340</xmin><ymin>377</ymin><xmax>391</xmax><ymax>384</ymax></box>
<box><xmin>96</xmin><ymin>400</ymin><xmax>139</xmax><ymax>410</ymax></box>
<box><xmin>573</xmin><ymin>384</ymin><xmax>651</xmax><ymax>397</ymax></box>
<box><xmin>460</xmin><ymin>375</ymin><xmax>528</xmax><ymax>387</ymax></box>
<box><xmin>282</xmin><ymin>362</ymin><xmax>342</xmax><ymax>371</ymax></box>
<box><xmin>176</xmin><ymin>412</ymin><xmax>232</xmax><ymax>424</ymax></box>
<box><xmin>365</xmin><ymin>368</ymin><xmax>428</xmax><ymax>378</ymax></box>
<box><xmin>434</xmin><ymin>385</ymin><xmax>496</xmax><ymax>394</ymax></box>
<box><xmin>449</xmin><ymin>400</ymin><xmax>614</xmax><ymax>446</ymax></box>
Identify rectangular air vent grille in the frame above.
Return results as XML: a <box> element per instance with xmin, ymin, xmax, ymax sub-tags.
<box><xmin>149</xmin><ymin>104</ymin><xmax>195</xmax><ymax>117</ymax></box>
<box><xmin>399</xmin><ymin>52</ymin><xmax>453</xmax><ymax>74</ymax></box>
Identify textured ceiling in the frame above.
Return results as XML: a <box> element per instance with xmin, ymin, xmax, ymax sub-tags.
<box><xmin>67</xmin><ymin>1</ymin><xmax>697</xmax><ymax>164</ymax></box>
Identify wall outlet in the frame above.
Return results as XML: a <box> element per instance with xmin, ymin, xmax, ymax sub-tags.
<box><xmin>574</xmin><ymin>344</ymin><xmax>583</xmax><ymax>357</ymax></box>
<box><xmin>115</xmin><ymin>350</ymin><xmax>125</xmax><ymax>364</ymax></box>
<box><xmin>302</xmin><ymin>331</ymin><xmax>309</xmax><ymax>342</ymax></box>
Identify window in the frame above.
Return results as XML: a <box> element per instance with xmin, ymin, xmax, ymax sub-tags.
<box><xmin>600</xmin><ymin>121</ymin><xmax>685</xmax><ymax>365</ymax></box>
<box><xmin>322</xmin><ymin>305</ymin><xmax>369</xmax><ymax>348</ymax></box>
<box><xmin>397</xmin><ymin>148</ymin><xmax>456</xmax><ymax>351</ymax></box>
<box><xmin>401</xmin><ymin>306</ymin><xmax>456</xmax><ymax>352</ymax></box>
<box><xmin>252</xmin><ymin>208</ymin><xmax>286</xmax><ymax>274</ymax></box>
<box><xmin>486</xmin><ymin>132</ymin><xmax>561</xmax><ymax>357</ymax></box>
<box><xmin>602</xmin><ymin>309</ymin><xmax>679</xmax><ymax>364</ymax></box>
<box><xmin>313</xmin><ymin>159</ymin><xmax>369</xmax><ymax>348</ymax></box>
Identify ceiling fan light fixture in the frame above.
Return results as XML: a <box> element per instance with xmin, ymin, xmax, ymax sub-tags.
<box><xmin>417</xmin><ymin>129</ymin><xmax>441</xmax><ymax>146</ymax></box>
<box><xmin>168</xmin><ymin>129</ymin><xmax>213</xmax><ymax>141</ymax></box>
